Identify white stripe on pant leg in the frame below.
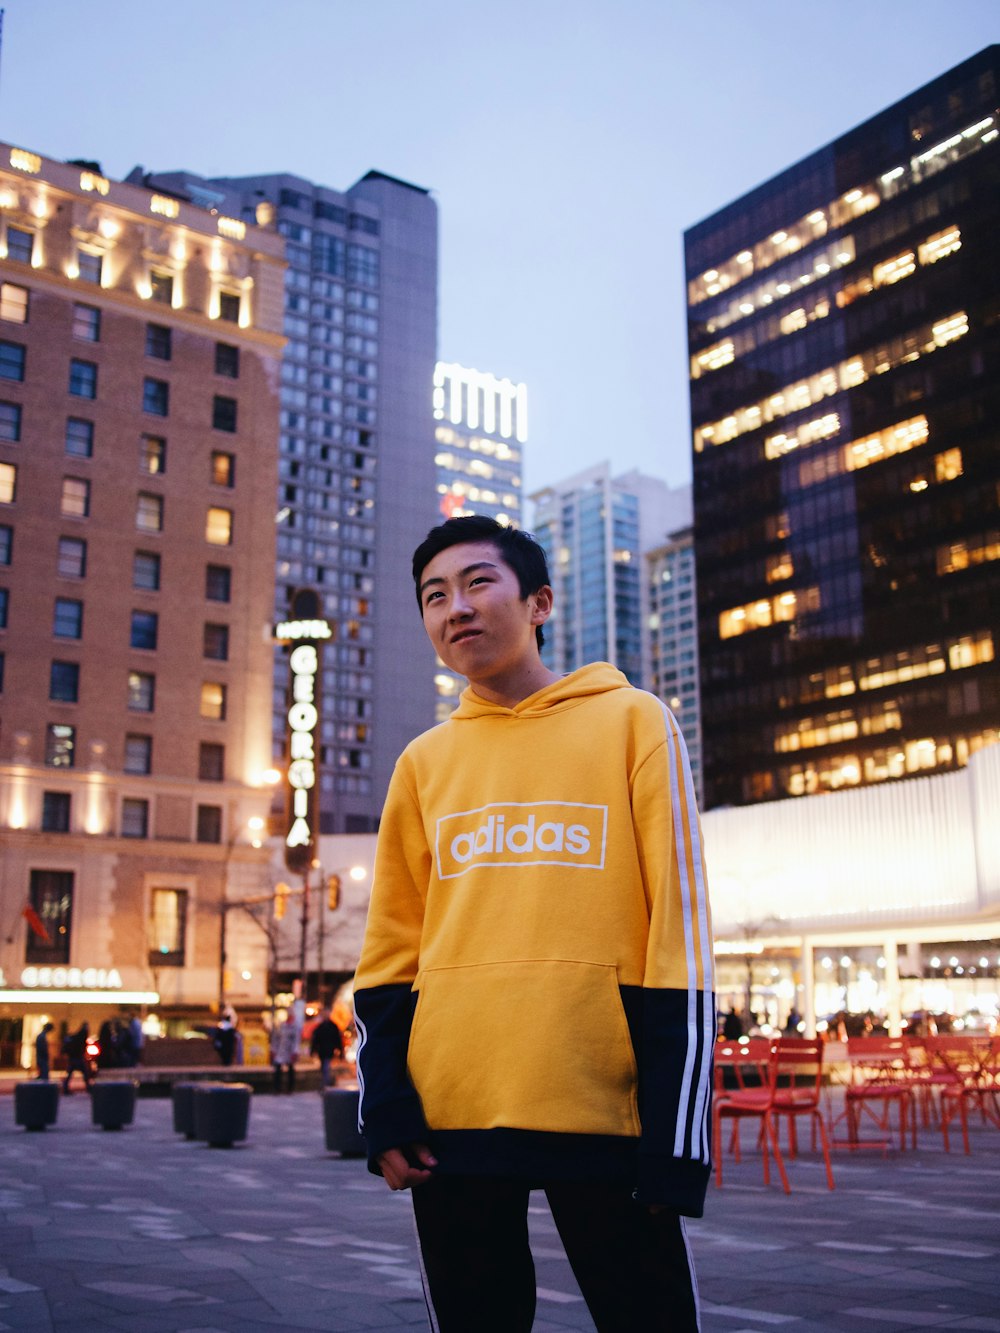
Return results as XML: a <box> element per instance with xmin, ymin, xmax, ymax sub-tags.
<box><xmin>411</xmin><ymin>1204</ymin><xmax>441</xmax><ymax>1331</ymax></box>
<box><xmin>680</xmin><ymin>1216</ymin><xmax>702</xmax><ymax>1333</ymax></box>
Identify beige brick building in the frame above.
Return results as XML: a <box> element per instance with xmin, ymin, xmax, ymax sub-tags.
<box><xmin>0</xmin><ymin>144</ymin><xmax>286</xmax><ymax>1065</ymax></box>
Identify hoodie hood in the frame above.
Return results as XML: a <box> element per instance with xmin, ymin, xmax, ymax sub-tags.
<box><xmin>451</xmin><ymin>661</ymin><xmax>632</xmax><ymax>721</ymax></box>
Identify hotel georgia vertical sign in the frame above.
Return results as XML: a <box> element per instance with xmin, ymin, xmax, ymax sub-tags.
<box><xmin>274</xmin><ymin>590</ymin><xmax>333</xmax><ymax>874</ymax></box>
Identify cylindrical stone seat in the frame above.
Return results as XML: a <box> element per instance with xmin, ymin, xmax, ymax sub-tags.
<box><xmin>323</xmin><ymin>1086</ymin><xmax>366</xmax><ymax>1156</ymax></box>
<box><xmin>14</xmin><ymin>1081</ymin><xmax>60</xmax><ymax>1131</ymax></box>
<box><xmin>91</xmin><ymin>1080</ymin><xmax>137</xmax><ymax>1130</ymax></box>
<box><xmin>193</xmin><ymin>1082</ymin><xmax>252</xmax><ymax>1147</ymax></box>
<box><xmin>171</xmin><ymin>1081</ymin><xmax>202</xmax><ymax>1138</ymax></box>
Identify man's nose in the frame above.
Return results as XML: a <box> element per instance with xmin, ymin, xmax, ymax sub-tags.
<box><xmin>448</xmin><ymin>588</ymin><xmax>472</xmax><ymax>617</ymax></box>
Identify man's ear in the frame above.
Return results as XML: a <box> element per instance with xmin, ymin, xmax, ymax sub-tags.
<box><xmin>530</xmin><ymin>585</ymin><xmax>554</xmax><ymax>625</ymax></box>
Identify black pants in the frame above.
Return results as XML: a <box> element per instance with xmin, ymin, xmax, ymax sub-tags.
<box><xmin>272</xmin><ymin>1062</ymin><xmax>296</xmax><ymax>1093</ymax></box>
<box><xmin>411</xmin><ymin>1174</ymin><xmax>701</xmax><ymax>1332</ymax></box>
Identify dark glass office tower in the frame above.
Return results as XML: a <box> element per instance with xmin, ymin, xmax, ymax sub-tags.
<box><xmin>687</xmin><ymin>47</ymin><xmax>999</xmax><ymax>809</ymax></box>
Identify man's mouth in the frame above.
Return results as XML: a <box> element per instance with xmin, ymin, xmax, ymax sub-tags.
<box><xmin>450</xmin><ymin>629</ymin><xmax>481</xmax><ymax>645</ymax></box>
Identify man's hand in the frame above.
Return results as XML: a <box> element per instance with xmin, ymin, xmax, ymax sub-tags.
<box><xmin>377</xmin><ymin>1144</ymin><xmax>438</xmax><ymax>1191</ymax></box>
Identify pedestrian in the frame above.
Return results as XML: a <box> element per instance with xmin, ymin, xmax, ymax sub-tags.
<box><xmin>214</xmin><ymin>1016</ymin><xmax>237</xmax><ymax>1066</ymax></box>
<box><xmin>309</xmin><ymin>1007</ymin><xmax>344</xmax><ymax>1087</ymax></box>
<box><xmin>35</xmin><ymin>1021</ymin><xmax>54</xmax><ymax>1080</ymax></box>
<box><xmin>62</xmin><ymin>1021</ymin><xmax>93</xmax><ymax>1095</ymax></box>
<box><xmin>127</xmin><ymin>1011</ymin><xmax>145</xmax><ymax>1066</ymax></box>
<box><xmin>270</xmin><ymin>1013</ymin><xmax>300</xmax><ymax>1093</ymax></box>
<box><xmin>723</xmin><ymin>1006</ymin><xmax>744</xmax><ymax>1039</ymax></box>
<box><xmin>97</xmin><ymin>1018</ymin><xmax>120</xmax><ymax>1069</ymax></box>
<box><xmin>354</xmin><ymin>515</ymin><xmax>715</xmax><ymax>1333</ymax></box>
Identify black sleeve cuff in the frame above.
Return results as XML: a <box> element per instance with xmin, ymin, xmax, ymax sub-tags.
<box><xmin>634</xmin><ymin>1153</ymin><xmax>710</xmax><ymax>1217</ymax></box>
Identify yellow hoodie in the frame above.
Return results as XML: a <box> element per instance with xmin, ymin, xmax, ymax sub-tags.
<box><xmin>354</xmin><ymin>662</ymin><xmax>715</xmax><ymax>1215</ymax></box>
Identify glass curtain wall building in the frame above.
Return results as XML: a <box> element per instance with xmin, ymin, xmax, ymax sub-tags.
<box><xmin>138</xmin><ymin>167</ymin><xmax>439</xmax><ymax>832</ymax></box>
<box><xmin>646</xmin><ymin>510</ymin><xmax>703</xmax><ymax>804</ymax></box>
<box><xmin>531</xmin><ymin>465</ymin><xmax>690</xmax><ymax>689</ymax></box>
<box><xmin>687</xmin><ymin>47</ymin><xmax>1000</xmax><ymax>810</ymax></box>
<box><xmin>431</xmin><ymin>361</ymin><xmax>525</xmax><ymax>718</ymax></box>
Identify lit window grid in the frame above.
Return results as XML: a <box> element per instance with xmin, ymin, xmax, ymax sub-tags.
<box><xmin>687</xmin><ymin>112</ymin><xmax>994</xmax><ymax>309</ymax></box>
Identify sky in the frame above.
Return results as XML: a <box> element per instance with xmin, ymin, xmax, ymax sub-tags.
<box><xmin>1</xmin><ymin>2</ymin><xmax>996</xmax><ymax>496</ymax></box>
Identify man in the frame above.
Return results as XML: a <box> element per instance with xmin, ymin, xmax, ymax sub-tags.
<box><xmin>309</xmin><ymin>1007</ymin><xmax>345</xmax><ymax>1087</ymax></box>
<box><xmin>62</xmin><ymin>1021</ymin><xmax>93</xmax><ymax>1094</ymax></box>
<box><xmin>354</xmin><ymin>516</ymin><xmax>714</xmax><ymax>1332</ymax></box>
<box><xmin>35</xmin><ymin>1022</ymin><xmax>54</xmax><ymax>1080</ymax></box>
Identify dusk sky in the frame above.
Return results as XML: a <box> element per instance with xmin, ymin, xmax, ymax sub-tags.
<box><xmin>1</xmin><ymin>2</ymin><xmax>996</xmax><ymax>497</ymax></box>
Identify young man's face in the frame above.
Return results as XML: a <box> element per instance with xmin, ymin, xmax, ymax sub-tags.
<box><xmin>417</xmin><ymin>540</ymin><xmax>551</xmax><ymax>683</ymax></box>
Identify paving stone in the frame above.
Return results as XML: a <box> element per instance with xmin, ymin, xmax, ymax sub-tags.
<box><xmin>1</xmin><ymin>1085</ymin><xmax>998</xmax><ymax>1329</ymax></box>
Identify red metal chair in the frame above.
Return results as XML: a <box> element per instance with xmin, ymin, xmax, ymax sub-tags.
<box><xmin>920</xmin><ymin>1034</ymin><xmax>1000</xmax><ymax>1153</ymax></box>
<box><xmin>713</xmin><ymin>1038</ymin><xmax>835</xmax><ymax>1194</ymax></box>
<box><xmin>837</xmin><ymin>1037</ymin><xmax>917</xmax><ymax>1152</ymax></box>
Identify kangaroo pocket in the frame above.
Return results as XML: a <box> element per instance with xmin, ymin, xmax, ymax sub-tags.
<box><xmin>407</xmin><ymin>959</ymin><xmax>640</xmax><ymax>1137</ymax></box>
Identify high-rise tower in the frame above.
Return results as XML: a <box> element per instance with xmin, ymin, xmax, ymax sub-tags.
<box><xmin>139</xmin><ymin>165</ymin><xmax>440</xmax><ymax>833</ymax></box>
<box><xmin>687</xmin><ymin>47</ymin><xmax>1000</xmax><ymax>809</ymax></box>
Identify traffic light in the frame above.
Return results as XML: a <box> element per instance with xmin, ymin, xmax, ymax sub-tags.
<box><xmin>274</xmin><ymin>882</ymin><xmax>289</xmax><ymax>920</ymax></box>
<box><xmin>327</xmin><ymin>874</ymin><xmax>341</xmax><ymax>911</ymax></box>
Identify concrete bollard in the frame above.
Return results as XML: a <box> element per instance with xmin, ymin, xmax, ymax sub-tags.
<box><xmin>322</xmin><ymin>1087</ymin><xmax>366</xmax><ymax>1157</ymax></box>
<box><xmin>91</xmin><ymin>1081</ymin><xmax>137</xmax><ymax>1131</ymax></box>
<box><xmin>193</xmin><ymin>1082</ymin><xmax>252</xmax><ymax>1147</ymax></box>
<box><xmin>15</xmin><ymin>1081</ymin><xmax>60</xmax><ymax>1131</ymax></box>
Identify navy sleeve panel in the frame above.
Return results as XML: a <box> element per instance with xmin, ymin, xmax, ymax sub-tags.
<box><xmin>622</xmin><ymin>983</ymin><xmax>714</xmax><ymax>1216</ymax></box>
<box><xmin>354</xmin><ymin>982</ymin><xmax>429</xmax><ymax>1167</ymax></box>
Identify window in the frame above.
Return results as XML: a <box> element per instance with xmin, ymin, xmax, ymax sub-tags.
<box><xmin>149</xmin><ymin>887</ymin><xmax>187</xmax><ymax>965</ymax></box>
<box><xmin>140</xmin><ymin>434</ymin><xmax>166</xmax><ymax>474</ymax></box>
<box><xmin>150</xmin><ymin>271</ymin><xmax>173</xmax><ymax>304</ymax></box>
<box><xmin>72</xmin><ymin>303</ymin><xmax>100</xmax><ymax>341</ymax></box>
<box><xmin>124</xmin><ymin>733</ymin><xmax>152</xmax><ymax>775</ymax></box>
<box><xmin>0</xmin><ymin>401</ymin><xmax>20</xmax><ymax>441</ymax></box>
<box><xmin>133</xmin><ymin>550</ymin><xmax>160</xmax><ymax>590</ymax></box>
<box><xmin>211</xmin><ymin>451</ymin><xmax>235</xmax><ymax>487</ymax></box>
<box><xmin>45</xmin><ymin>722</ymin><xmax>75</xmax><ymax>767</ymax></box>
<box><xmin>0</xmin><ymin>340</ymin><xmax>26</xmax><ymax>381</ymax></box>
<box><xmin>0</xmin><ymin>283</ymin><xmax>29</xmax><ymax>323</ymax></box>
<box><xmin>0</xmin><ymin>462</ymin><xmax>17</xmax><ymax>504</ymax></box>
<box><xmin>203</xmin><ymin>622</ymin><xmax>229</xmax><ymax>660</ymax></box>
<box><xmin>57</xmin><ymin>536</ymin><xmax>86</xmax><ymax>578</ymax></box>
<box><xmin>127</xmin><ymin>670</ymin><xmax>155</xmax><ymax>711</ymax></box>
<box><xmin>145</xmin><ymin>323</ymin><xmax>171</xmax><ymax>360</ymax></box>
<box><xmin>215</xmin><ymin>342</ymin><xmax>239</xmax><ymax>378</ymax></box>
<box><xmin>212</xmin><ymin>395</ymin><xmax>237</xmax><ymax>432</ymax></box>
<box><xmin>53</xmin><ymin>598</ymin><xmax>83</xmax><ymax>638</ymax></box>
<box><xmin>143</xmin><ymin>378</ymin><xmax>169</xmax><ymax>415</ymax></box>
<box><xmin>218</xmin><ymin>291</ymin><xmax>240</xmax><ymax>323</ymax></box>
<box><xmin>5</xmin><ymin>226</ymin><xmax>34</xmax><ymax>265</ymax></box>
<box><xmin>65</xmin><ymin>417</ymin><xmax>94</xmax><ymax>457</ymax></box>
<box><xmin>0</xmin><ymin>587</ymin><xmax>7</xmax><ymax>628</ymax></box>
<box><xmin>49</xmin><ymin>660</ymin><xmax>80</xmax><ymax>702</ymax></box>
<box><xmin>77</xmin><ymin>251</ymin><xmax>103</xmax><ymax>285</ymax></box>
<box><xmin>130</xmin><ymin>609</ymin><xmax>158</xmax><ymax>650</ymax></box>
<box><xmin>196</xmin><ymin>804</ymin><xmax>223</xmax><ymax>844</ymax></box>
<box><xmin>136</xmin><ymin>492</ymin><xmax>163</xmax><ymax>532</ymax></box>
<box><xmin>121</xmin><ymin>797</ymin><xmax>149</xmax><ymax>839</ymax></box>
<box><xmin>69</xmin><ymin>358</ymin><xmax>97</xmax><ymax>398</ymax></box>
<box><xmin>205</xmin><ymin>564</ymin><xmax>231</xmax><ymax>602</ymax></box>
<box><xmin>200</xmin><ymin>682</ymin><xmax>226</xmax><ymax>720</ymax></box>
<box><xmin>0</xmin><ymin>524</ymin><xmax>10</xmax><ymax>565</ymax></box>
<box><xmin>206</xmin><ymin>507</ymin><xmax>232</xmax><ymax>545</ymax></box>
<box><xmin>26</xmin><ymin>870</ymin><xmax>73</xmax><ymax>965</ymax></box>
<box><xmin>198</xmin><ymin>741</ymin><xmax>224</xmax><ymax>781</ymax></box>
<box><xmin>60</xmin><ymin>477</ymin><xmax>90</xmax><ymax>518</ymax></box>
<box><xmin>41</xmin><ymin>791</ymin><xmax>71</xmax><ymax>833</ymax></box>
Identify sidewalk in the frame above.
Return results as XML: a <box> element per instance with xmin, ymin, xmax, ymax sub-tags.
<box><xmin>1</xmin><ymin>1086</ymin><xmax>997</xmax><ymax>1331</ymax></box>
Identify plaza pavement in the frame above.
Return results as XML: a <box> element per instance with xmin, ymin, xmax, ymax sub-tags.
<box><xmin>1</xmin><ymin>1082</ymin><xmax>998</xmax><ymax>1332</ymax></box>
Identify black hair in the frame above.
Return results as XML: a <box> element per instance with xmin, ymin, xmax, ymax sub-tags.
<box><xmin>412</xmin><ymin>515</ymin><xmax>551</xmax><ymax>649</ymax></box>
